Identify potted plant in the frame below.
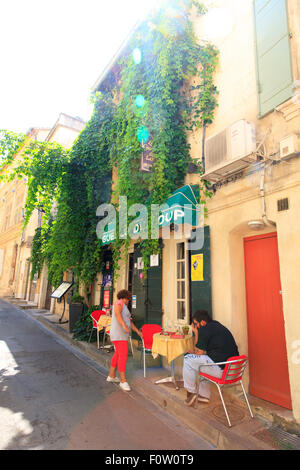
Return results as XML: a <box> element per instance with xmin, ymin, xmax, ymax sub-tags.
<box><xmin>69</xmin><ymin>293</ymin><xmax>85</xmax><ymax>333</ymax></box>
<box><xmin>73</xmin><ymin>305</ymin><xmax>101</xmax><ymax>342</ymax></box>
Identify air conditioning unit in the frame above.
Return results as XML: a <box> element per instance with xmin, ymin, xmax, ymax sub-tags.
<box><xmin>280</xmin><ymin>134</ymin><xmax>300</xmax><ymax>160</ymax></box>
<box><xmin>203</xmin><ymin>120</ymin><xmax>257</xmax><ymax>183</ymax></box>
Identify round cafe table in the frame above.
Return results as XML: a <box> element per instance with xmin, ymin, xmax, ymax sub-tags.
<box><xmin>151</xmin><ymin>332</ymin><xmax>194</xmax><ymax>390</ymax></box>
<box><xmin>97</xmin><ymin>315</ymin><xmax>111</xmax><ymax>332</ymax></box>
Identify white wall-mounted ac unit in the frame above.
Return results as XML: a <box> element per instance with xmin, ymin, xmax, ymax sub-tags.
<box><xmin>203</xmin><ymin>119</ymin><xmax>257</xmax><ymax>183</ymax></box>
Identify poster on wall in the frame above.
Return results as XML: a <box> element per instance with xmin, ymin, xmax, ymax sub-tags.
<box><xmin>191</xmin><ymin>254</ymin><xmax>204</xmax><ymax>281</ymax></box>
<box><xmin>137</xmin><ymin>257</ymin><xmax>144</xmax><ymax>270</ymax></box>
<box><xmin>103</xmin><ymin>290</ymin><xmax>110</xmax><ymax>308</ymax></box>
<box><xmin>132</xmin><ymin>295</ymin><xmax>137</xmax><ymax>309</ymax></box>
<box><xmin>150</xmin><ymin>254</ymin><xmax>159</xmax><ymax>267</ymax></box>
<box><xmin>102</xmin><ymin>273</ymin><xmax>112</xmax><ymax>287</ymax></box>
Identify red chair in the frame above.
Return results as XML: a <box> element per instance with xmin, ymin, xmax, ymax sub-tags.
<box><xmin>88</xmin><ymin>310</ymin><xmax>106</xmax><ymax>349</ymax></box>
<box><xmin>198</xmin><ymin>355</ymin><xmax>254</xmax><ymax>427</ymax></box>
<box><xmin>141</xmin><ymin>324</ymin><xmax>161</xmax><ymax>377</ymax></box>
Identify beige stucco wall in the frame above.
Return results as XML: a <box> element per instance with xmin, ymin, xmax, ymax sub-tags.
<box><xmin>0</xmin><ymin>117</ymin><xmax>85</xmax><ymax>308</ymax></box>
<box><xmin>177</xmin><ymin>0</ymin><xmax>300</xmax><ymax>421</ymax></box>
<box><xmin>47</xmin><ymin>125</ymin><xmax>82</xmax><ymax>150</ymax></box>
<box><xmin>197</xmin><ymin>162</ymin><xmax>300</xmax><ymax>401</ymax></box>
<box><xmin>0</xmin><ymin>133</ymin><xmax>43</xmax><ymax>299</ymax></box>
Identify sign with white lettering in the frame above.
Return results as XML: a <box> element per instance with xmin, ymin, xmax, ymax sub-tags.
<box><xmin>150</xmin><ymin>254</ymin><xmax>159</xmax><ymax>267</ymax></box>
<box><xmin>140</xmin><ymin>136</ymin><xmax>154</xmax><ymax>172</ymax></box>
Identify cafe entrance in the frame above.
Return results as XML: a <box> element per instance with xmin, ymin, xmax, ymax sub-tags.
<box><xmin>130</xmin><ymin>243</ymin><xmax>163</xmax><ymax>331</ymax></box>
<box><xmin>244</xmin><ymin>232</ymin><xmax>292</xmax><ymax>409</ymax></box>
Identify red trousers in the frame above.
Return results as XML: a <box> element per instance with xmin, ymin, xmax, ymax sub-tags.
<box><xmin>111</xmin><ymin>341</ymin><xmax>128</xmax><ymax>373</ymax></box>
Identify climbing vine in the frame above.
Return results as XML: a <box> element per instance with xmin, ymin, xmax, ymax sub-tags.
<box><xmin>0</xmin><ymin>129</ymin><xmax>26</xmax><ymax>170</ymax></box>
<box><xmin>107</xmin><ymin>0</ymin><xmax>219</xmax><ymax>272</ymax></box>
<box><xmin>0</xmin><ymin>0</ymin><xmax>219</xmax><ymax>296</ymax></box>
<box><xmin>42</xmin><ymin>93</ymin><xmax>115</xmax><ymax>288</ymax></box>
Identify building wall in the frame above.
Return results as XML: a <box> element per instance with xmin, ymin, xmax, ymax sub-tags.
<box><xmin>179</xmin><ymin>0</ymin><xmax>300</xmax><ymax>421</ymax></box>
<box><xmin>0</xmin><ymin>133</ymin><xmax>42</xmax><ymax>299</ymax></box>
<box><xmin>0</xmin><ymin>117</ymin><xmax>85</xmax><ymax>307</ymax></box>
<box><xmin>89</xmin><ymin>0</ymin><xmax>300</xmax><ymax>421</ymax></box>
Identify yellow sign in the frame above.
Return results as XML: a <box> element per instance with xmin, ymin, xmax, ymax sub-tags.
<box><xmin>191</xmin><ymin>254</ymin><xmax>203</xmax><ymax>281</ymax></box>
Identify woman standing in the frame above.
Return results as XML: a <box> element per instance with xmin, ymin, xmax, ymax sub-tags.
<box><xmin>106</xmin><ymin>289</ymin><xmax>142</xmax><ymax>391</ymax></box>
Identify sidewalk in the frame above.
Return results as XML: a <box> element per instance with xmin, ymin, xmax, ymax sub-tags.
<box><xmin>4</xmin><ymin>297</ymin><xmax>300</xmax><ymax>450</ymax></box>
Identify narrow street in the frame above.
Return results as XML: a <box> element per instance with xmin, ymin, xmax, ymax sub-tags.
<box><xmin>0</xmin><ymin>299</ymin><xmax>212</xmax><ymax>450</ymax></box>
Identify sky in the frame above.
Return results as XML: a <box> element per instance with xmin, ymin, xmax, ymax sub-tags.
<box><xmin>0</xmin><ymin>0</ymin><xmax>160</xmax><ymax>134</ymax></box>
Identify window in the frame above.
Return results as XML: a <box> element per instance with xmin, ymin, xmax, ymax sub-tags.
<box><xmin>176</xmin><ymin>242</ymin><xmax>187</xmax><ymax>321</ymax></box>
<box><xmin>254</xmin><ymin>0</ymin><xmax>293</xmax><ymax>117</ymax></box>
<box><xmin>14</xmin><ymin>206</ymin><xmax>23</xmax><ymax>225</ymax></box>
<box><xmin>4</xmin><ymin>204</ymin><xmax>12</xmax><ymax>231</ymax></box>
<box><xmin>0</xmin><ymin>249</ymin><xmax>4</xmax><ymax>277</ymax></box>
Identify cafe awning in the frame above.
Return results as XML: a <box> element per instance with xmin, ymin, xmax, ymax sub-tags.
<box><xmin>158</xmin><ymin>184</ymin><xmax>201</xmax><ymax>227</ymax></box>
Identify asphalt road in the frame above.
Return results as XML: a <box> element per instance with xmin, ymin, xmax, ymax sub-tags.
<box><xmin>0</xmin><ymin>298</ymin><xmax>212</xmax><ymax>450</ymax></box>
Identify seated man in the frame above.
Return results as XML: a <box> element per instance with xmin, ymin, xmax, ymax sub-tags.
<box><xmin>183</xmin><ymin>310</ymin><xmax>239</xmax><ymax>406</ymax></box>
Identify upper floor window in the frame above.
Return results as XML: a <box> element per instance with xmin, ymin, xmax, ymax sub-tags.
<box><xmin>176</xmin><ymin>241</ymin><xmax>190</xmax><ymax>322</ymax></box>
<box><xmin>254</xmin><ymin>0</ymin><xmax>294</xmax><ymax>117</ymax></box>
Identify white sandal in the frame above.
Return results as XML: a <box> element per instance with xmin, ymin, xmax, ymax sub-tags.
<box><xmin>106</xmin><ymin>376</ymin><xmax>120</xmax><ymax>383</ymax></box>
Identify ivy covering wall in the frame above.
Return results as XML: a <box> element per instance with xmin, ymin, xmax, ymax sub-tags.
<box><xmin>0</xmin><ymin>0</ymin><xmax>218</xmax><ymax>296</ymax></box>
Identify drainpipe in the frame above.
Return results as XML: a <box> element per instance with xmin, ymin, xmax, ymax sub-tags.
<box><xmin>260</xmin><ymin>160</ymin><xmax>276</xmax><ymax>227</ymax></box>
<box><xmin>202</xmin><ymin>122</ymin><xmax>206</xmax><ymax>171</ymax></box>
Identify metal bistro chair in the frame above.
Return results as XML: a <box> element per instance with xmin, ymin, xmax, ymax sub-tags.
<box><xmin>88</xmin><ymin>310</ymin><xmax>106</xmax><ymax>349</ymax></box>
<box><xmin>198</xmin><ymin>355</ymin><xmax>254</xmax><ymax>427</ymax></box>
<box><xmin>140</xmin><ymin>324</ymin><xmax>162</xmax><ymax>377</ymax></box>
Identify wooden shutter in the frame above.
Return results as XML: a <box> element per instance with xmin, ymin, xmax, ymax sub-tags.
<box><xmin>131</xmin><ymin>243</ymin><xmax>163</xmax><ymax>330</ymax></box>
<box><xmin>254</xmin><ymin>0</ymin><xmax>293</xmax><ymax>117</ymax></box>
<box><xmin>146</xmin><ymin>248</ymin><xmax>163</xmax><ymax>326</ymax></box>
<box><xmin>189</xmin><ymin>226</ymin><xmax>212</xmax><ymax>318</ymax></box>
<box><xmin>0</xmin><ymin>249</ymin><xmax>4</xmax><ymax>277</ymax></box>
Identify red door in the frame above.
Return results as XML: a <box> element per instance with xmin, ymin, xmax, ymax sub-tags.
<box><xmin>244</xmin><ymin>232</ymin><xmax>292</xmax><ymax>409</ymax></box>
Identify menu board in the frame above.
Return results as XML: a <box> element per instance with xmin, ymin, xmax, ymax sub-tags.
<box><xmin>51</xmin><ymin>282</ymin><xmax>73</xmax><ymax>300</ymax></box>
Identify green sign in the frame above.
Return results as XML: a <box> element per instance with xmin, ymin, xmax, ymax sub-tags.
<box><xmin>100</xmin><ymin>184</ymin><xmax>201</xmax><ymax>245</ymax></box>
<box><xmin>158</xmin><ymin>184</ymin><xmax>200</xmax><ymax>227</ymax></box>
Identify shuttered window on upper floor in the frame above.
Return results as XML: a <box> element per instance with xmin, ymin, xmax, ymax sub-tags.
<box><xmin>254</xmin><ymin>0</ymin><xmax>294</xmax><ymax>117</ymax></box>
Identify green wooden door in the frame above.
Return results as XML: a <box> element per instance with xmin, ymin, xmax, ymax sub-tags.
<box><xmin>254</xmin><ymin>0</ymin><xmax>293</xmax><ymax>117</ymax></box>
<box><xmin>189</xmin><ymin>226</ymin><xmax>212</xmax><ymax>318</ymax></box>
<box><xmin>131</xmin><ymin>243</ymin><xmax>163</xmax><ymax>331</ymax></box>
<box><xmin>146</xmin><ymin>249</ymin><xmax>163</xmax><ymax>326</ymax></box>
<box><xmin>132</xmin><ymin>245</ymin><xmax>147</xmax><ymax>330</ymax></box>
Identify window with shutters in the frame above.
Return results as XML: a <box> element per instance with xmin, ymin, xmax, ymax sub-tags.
<box><xmin>254</xmin><ymin>0</ymin><xmax>294</xmax><ymax>117</ymax></box>
<box><xmin>4</xmin><ymin>204</ymin><xmax>12</xmax><ymax>231</ymax></box>
<box><xmin>176</xmin><ymin>241</ymin><xmax>189</xmax><ymax>322</ymax></box>
<box><xmin>0</xmin><ymin>249</ymin><xmax>4</xmax><ymax>277</ymax></box>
